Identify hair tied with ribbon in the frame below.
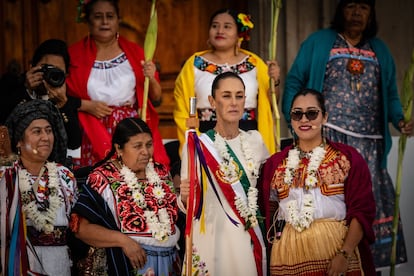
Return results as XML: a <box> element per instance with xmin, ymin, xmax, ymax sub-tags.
<box><xmin>237</xmin><ymin>13</ymin><xmax>254</xmax><ymax>42</ymax></box>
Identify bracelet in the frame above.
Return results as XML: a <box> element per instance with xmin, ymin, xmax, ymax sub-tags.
<box><xmin>274</xmin><ymin>79</ymin><xmax>281</xmax><ymax>87</ymax></box>
<box><xmin>336</xmin><ymin>249</ymin><xmax>351</xmax><ymax>260</ymax></box>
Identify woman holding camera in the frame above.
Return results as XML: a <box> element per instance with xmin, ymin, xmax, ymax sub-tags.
<box><xmin>0</xmin><ymin>39</ymin><xmax>82</xmax><ymax>152</ymax></box>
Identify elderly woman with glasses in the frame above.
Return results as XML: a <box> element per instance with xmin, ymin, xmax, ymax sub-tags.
<box><xmin>1</xmin><ymin>99</ymin><xmax>78</xmax><ymax>276</ymax></box>
<box><xmin>259</xmin><ymin>88</ymin><xmax>376</xmax><ymax>275</ymax></box>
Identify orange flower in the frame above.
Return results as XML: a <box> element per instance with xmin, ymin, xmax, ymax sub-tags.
<box><xmin>206</xmin><ymin>64</ymin><xmax>217</xmax><ymax>73</ymax></box>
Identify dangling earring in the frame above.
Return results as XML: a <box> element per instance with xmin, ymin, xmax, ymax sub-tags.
<box><xmin>234</xmin><ymin>38</ymin><xmax>242</xmax><ymax>56</ymax></box>
<box><xmin>116</xmin><ymin>32</ymin><xmax>119</xmax><ymax>41</ymax></box>
<box><xmin>117</xmin><ymin>152</ymin><xmax>123</xmax><ymax>164</ymax></box>
<box><xmin>207</xmin><ymin>39</ymin><xmax>212</xmax><ymax>49</ymax></box>
<box><xmin>291</xmin><ymin>128</ymin><xmax>298</xmax><ymax>147</ymax></box>
<box><xmin>17</xmin><ymin>147</ymin><xmax>21</xmax><ymax>156</ymax></box>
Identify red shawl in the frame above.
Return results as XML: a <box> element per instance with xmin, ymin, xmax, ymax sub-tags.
<box><xmin>66</xmin><ymin>36</ymin><xmax>169</xmax><ymax>167</ymax></box>
<box><xmin>258</xmin><ymin>140</ymin><xmax>376</xmax><ymax>275</ymax></box>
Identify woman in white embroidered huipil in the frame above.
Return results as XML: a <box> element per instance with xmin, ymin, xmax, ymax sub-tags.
<box><xmin>1</xmin><ymin>99</ymin><xmax>78</xmax><ymax>276</ymax></box>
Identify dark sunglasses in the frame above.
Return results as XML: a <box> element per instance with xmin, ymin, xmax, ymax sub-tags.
<box><xmin>290</xmin><ymin>110</ymin><xmax>321</xmax><ymax>121</ymax></box>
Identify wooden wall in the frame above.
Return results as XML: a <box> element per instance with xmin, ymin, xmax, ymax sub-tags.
<box><xmin>0</xmin><ymin>0</ymin><xmax>248</xmax><ymax>139</ymax></box>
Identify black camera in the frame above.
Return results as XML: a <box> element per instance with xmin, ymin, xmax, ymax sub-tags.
<box><xmin>37</xmin><ymin>64</ymin><xmax>66</xmax><ymax>87</ymax></box>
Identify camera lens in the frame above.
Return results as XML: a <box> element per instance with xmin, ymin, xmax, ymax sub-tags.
<box><xmin>42</xmin><ymin>65</ymin><xmax>66</xmax><ymax>87</ymax></box>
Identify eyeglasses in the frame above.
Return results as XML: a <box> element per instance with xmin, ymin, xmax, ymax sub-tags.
<box><xmin>290</xmin><ymin>110</ymin><xmax>321</xmax><ymax>121</ymax></box>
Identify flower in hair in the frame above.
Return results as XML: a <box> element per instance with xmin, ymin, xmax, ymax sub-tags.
<box><xmin>237</xmin><ymin>13</ymin><xmax>254</xmax><ymax>41</ymax></box>
<box><xmin>76</xmin><ymin>0</ymin><xmax>92</xmax><ymax>23</ymax></box>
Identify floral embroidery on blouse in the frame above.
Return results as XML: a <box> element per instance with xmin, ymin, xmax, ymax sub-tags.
<box><xmin>194</xmin><ymin>55</ymin><xmax>257</xmax><ymax>75</ymax></box>
<box><xmin>271</xmin><ymin>145</ymin><xmax>350</xmax><ymax>199</ymax></box>
<box><xmin>89</xmin><ymin>162</ymin><xmax>178</xmax><ymax>236</ymax></box>
<box><xmin>93</xmin><ymin>53</ymin><xmax>128</xmax><ymax>70</ymax></box>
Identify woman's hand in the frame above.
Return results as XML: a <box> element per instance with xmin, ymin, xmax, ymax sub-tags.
<box><xmin>25</xmin><ymin>65</ymin><xmax>44</xmax><ymax>90</ymax></box>
<box><xmin>44</xmin><ymin>82</ymin><xmax>67</xmax><ymax>108</ymax></box>
<box><xmin>266</xmin><ymin>60</ymin><xmax>281</xmax><ymax>85</ymax></box>
<box><xmin>399</xmin><ymin>120</ymin><xmax>413</xmax><ymax>136</ymax></box>
<box><xmin>80</xmin><ymin>99</ymin><xmax>113</xmax><ymax>119</ymax></box>
<box><xmin>120</xmin><ymin>235</ymin><xmax>147</xmax><ymax>270</ymax></box>
<box><xmin>327</xmin><ymin>254</ymin><xmax>348</xmax><ymax>276</ymax></box>
<box><xmin>180</xmin><ymin>178</ymin><xmax>190</xmax><ymax>206</ymax></box>
<box><xmin>141</xmin><ymin>60</ymin><xmax>157</xmax><ymax>79</ymax></box>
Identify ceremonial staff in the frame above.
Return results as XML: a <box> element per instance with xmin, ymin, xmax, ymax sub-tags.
<box><xmin>141</xmin><ymin>0</ymin><xmax>157</xmax><ymax>121</ymax></box>
<box><xmin>390</xmin><ymin>48</ymin><xmax>414</xmax><ymax>276</ymax></box>
<box><xmin>185</xmin><ymin>97</ymin><xmax>199</xmax><ymax>275</ymax></box>
<box><xmin>269</xmin><ymin>0</ymin><xmax>282</xmax><ymax>151</ymax></box>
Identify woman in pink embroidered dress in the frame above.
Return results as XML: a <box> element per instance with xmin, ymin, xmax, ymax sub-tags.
<box><xmin>70</xmin><ymin>117</ymin><xmax>180</xmax><ymax>276</ymax></box>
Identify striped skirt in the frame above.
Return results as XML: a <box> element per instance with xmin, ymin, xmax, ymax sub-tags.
<box><xmin>270</xmin><ymin>219</ymin><xmax>363</xmax><ymax>275</ymax></box>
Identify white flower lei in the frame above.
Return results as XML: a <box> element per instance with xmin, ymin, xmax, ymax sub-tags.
<box><xmin>234</xmin><ymin>187</ymin><xmax>259</xmax><ymax>230</ymax></box>
<box><xmin>284</xmin><ymin>145</ymin><xmax>326</xmax><ymax>189</ymax></box>
<box><xmin>120</xmin><ymin>162</ymin><xmax>172</xmax><ymax>241</ymax></box>
<box><xmin>283</xmin><ymin>144</ymin><xmax>326</xmax><ymax>232</ymax></box>
<box><xmin>285</xmin><ymin>194</ymin><xmax>314</xmax><ymax>232</ymax></box>
<box><xmin>18</xmin><ymin>162</ymin><xmax>62</xmax><ymax>234</ymax></box>
<box><xmin>214</xmin><ymin>131</ymin><xmax>260</xmax><ymax>230</ymax></box>
<box><xmin>214</xmin><ymin>131</ymin><xmax>259</xmax><ymax>182</ymax></box>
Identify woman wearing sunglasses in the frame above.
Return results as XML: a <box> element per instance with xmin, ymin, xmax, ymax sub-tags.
<box><xmin>259</xmin><ymin>88</ymin><xmax>376</xmax><ymax>275</ymax></box>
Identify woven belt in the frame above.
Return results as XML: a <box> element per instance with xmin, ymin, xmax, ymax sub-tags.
<box><xmin>27</xmin><ymin>225</ymin><xmax>68</xmax><ymax>246</ymax></box>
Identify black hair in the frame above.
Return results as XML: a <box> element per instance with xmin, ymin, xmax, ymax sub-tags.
<box><xmin>290</xmin><ymin>88</ymin><xmax>327</xmax><ymax>116</ymax></box>
<box><xmin>84</xmin><ymin>0</ymin><xmax>120</xmax><ymax>22</ymax></box>
<box><xmin>211</xmin><ymin>71</ymin><xmax>245</xmax><ymax>98</ymax></box>
<box><xmin>209</xmin><ymin>8</ymin><xmax>244</xmax><ymax>34</ymax></box>
<box><xmin>331</xmin><ymin>0</ymin><xmax>378</xmax><ymax>40</ymax></box>
<box><xmin>31</xmin><ymin>39</ymin><xmax>70</xmax><ymax>73</ymax></box>
<box><xmin>93</xmin><ymin>117</ymin><xmax>152</xmax><ymax>168</ymax></box>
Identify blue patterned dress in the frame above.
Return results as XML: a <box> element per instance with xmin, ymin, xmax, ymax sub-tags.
<box><xmin>322</xmin><ymin>35</ymin><xmax>407</xmax><ymax>269</ymax></box>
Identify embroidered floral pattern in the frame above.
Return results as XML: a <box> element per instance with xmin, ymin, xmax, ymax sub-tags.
<box><xmin>188</xmin><ymin>247</ymin><xmax>210</xmax><ymax>276</ymax></box>
<box><xmin>194</xmin><ymin>55</ymin><xmax>256</xmax><ymax>75</ymax></box>
<box><xmin>118</xmin><ymin>162</ymin><xmax>176</xmax><ymax>241</ymax></box>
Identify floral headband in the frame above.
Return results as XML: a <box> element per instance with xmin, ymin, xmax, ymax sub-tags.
<box><xmin>76</xmin><ymin>0</ymin><xmax>92</xmax><ymax>23</ymax></box>
<box><xmin>237</xmin><ymin>13</ymin><xmax>254</xmax><ymax>42</ymax></box>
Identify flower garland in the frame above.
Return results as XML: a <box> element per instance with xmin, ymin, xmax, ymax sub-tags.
<box><xmin>214</xmin><ymin>131</ymin><xmax>259</xmax><ymax>182</ymax></box>
<box><xmin>120</xmin><ymin>162</ymin><xmax>172</xmax><ymax>241</ymax></box>
<box><xmin>284</xmin><ymin>145</ymin><xmax>326</xmax><ymax>189</ymax></box>
<box><xmin>283</xmin><ymin>144</ymin><xmax>326</xmax><ymax>232</ymax></box>
<box><xmin>235</xmin><ymin>187</ymin><xmax>259</xmax><ymax>230</ymax></box>
<box><xmin>214</xmin><ymin>131</ymin><xmax>260</xmax><ymax>230</ymax></box>
<box><xmin>285</xmin><ymin>194</ymin><xmax>314</xmax><ymax>232</ymax></box>
<box><xmin>19</xmin><ymin>162</ymin><xmax>63</xmax><ymax>234</ymax></box>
